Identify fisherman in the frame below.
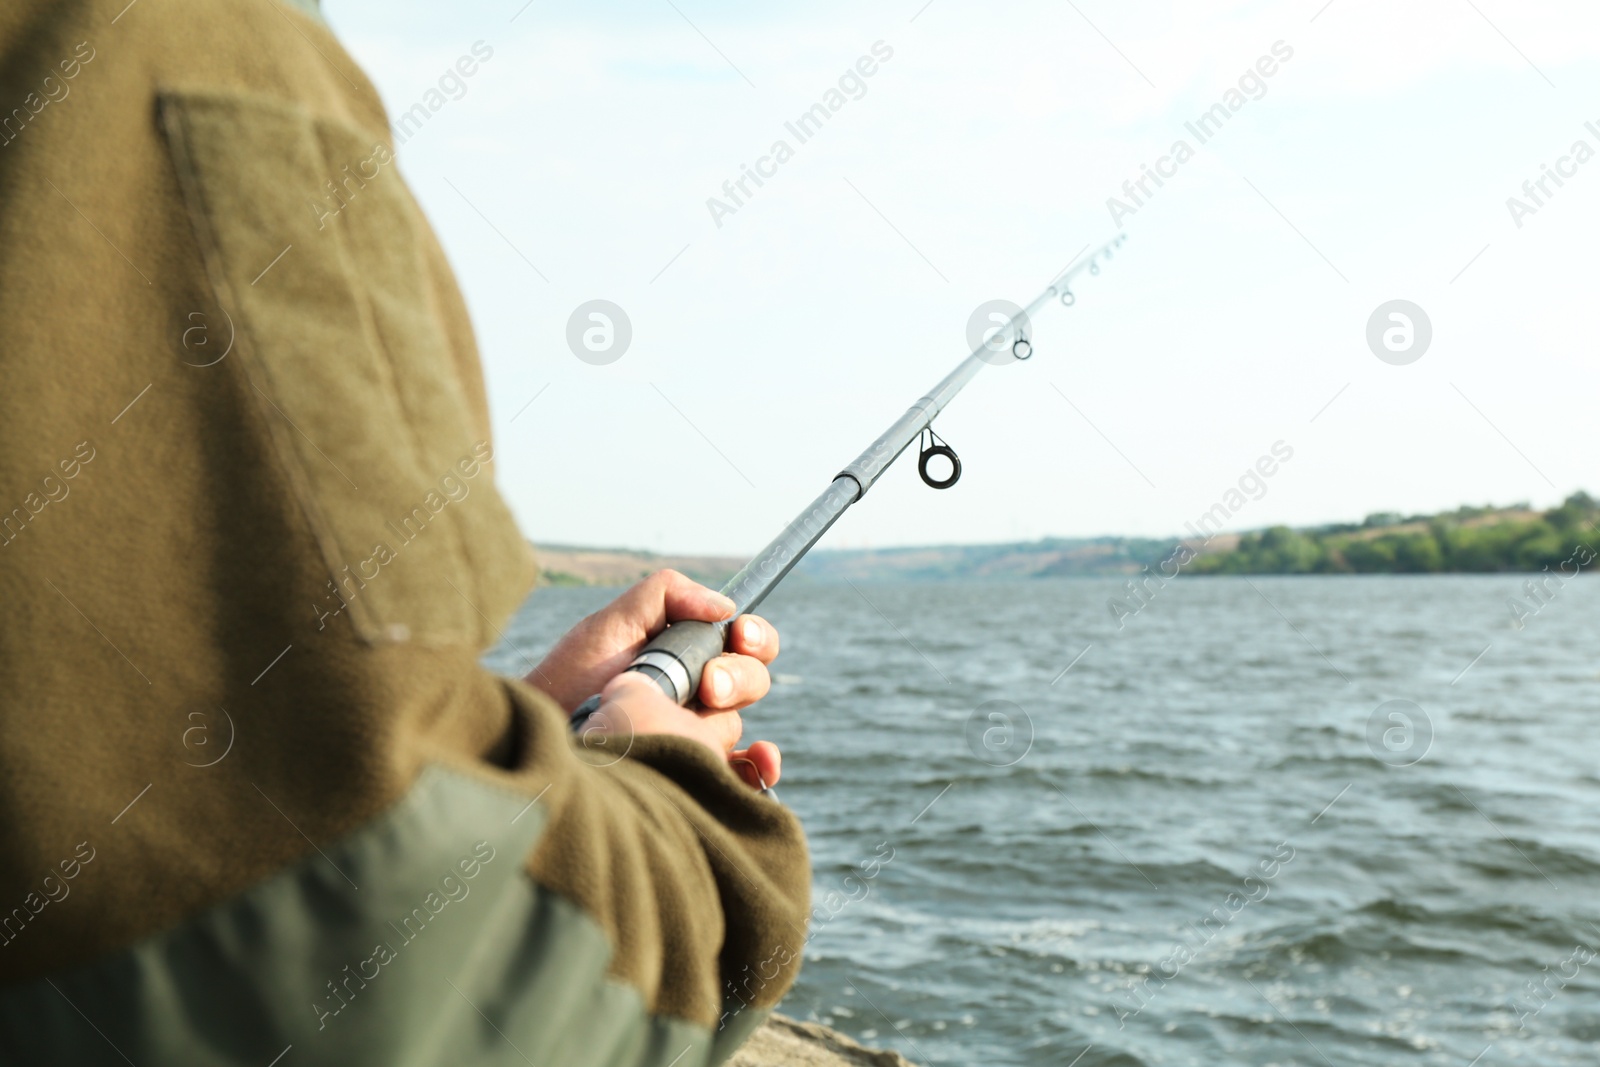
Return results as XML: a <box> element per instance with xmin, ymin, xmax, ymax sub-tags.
<box><xmin>0</xmin><ymin>1</ymin><xmax>809</xmax><ymax>1063</ymax></box>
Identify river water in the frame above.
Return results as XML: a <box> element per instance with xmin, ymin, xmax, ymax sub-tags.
<box><xmin>488</xmin><ymin>575</ymin><xmax>1600</xmax><ymax>1066</ymax></box>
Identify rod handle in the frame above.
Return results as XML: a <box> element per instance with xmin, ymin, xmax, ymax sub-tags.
<box><xmin>628</xmin><ymin>619</ymin><xmax>728</xmax><ymax>705</ymax></box>
<box><xmin>568</xmin><ymin>619</ymin><xmax>727</xmax><ymax>726</ymax></box>
<box><xmin>566</xmin><ymin>619</ymin><xmax>775</xmax><ymax>799</ymax></box>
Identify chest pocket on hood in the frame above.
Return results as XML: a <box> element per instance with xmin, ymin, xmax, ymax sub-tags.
<box><xmin>159</xmin><ymin>89</ymin><xmax>532</xmax><ymax>647</ymax></box>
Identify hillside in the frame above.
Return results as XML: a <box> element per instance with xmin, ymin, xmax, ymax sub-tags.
<box><xmin>1185</xmin><ymin>493</ymin><xmax>1597</xmax><ymax>574</ymax></box>
<box><xmin>533</xmin><ymin>535</ymin><xmax>1169</xmax><ymax>588</ymax></box>
<box><xmin>532</xmin><ymin>493</ymin><xmax>1600</xmax><ymax>587</ymax></box>
<box><xmin>792</xmin><ymin>536</ymin><xmax>1173</xmax><ymax>581</ymax></box>
<box><xmin>535</xmin><ymin>544</ymin><xmax>746</xmax><ymax>588</ymax></box>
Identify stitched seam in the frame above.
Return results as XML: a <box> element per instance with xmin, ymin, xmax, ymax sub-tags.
<box><xmin>156</xmin><ymin>90</ymin><xmax>372</xmax><ymax>640</ymax></box>
<box><xmin>307</xmin><ymin>119</ymin><xmax>478</xmax><ymax>645</ymax></box>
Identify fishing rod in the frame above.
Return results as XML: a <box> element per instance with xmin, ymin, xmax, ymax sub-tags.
<box><xmin>570</xmin><ymin>233</ymin><xmax>1129</xmax><ymax>733</ymax></box>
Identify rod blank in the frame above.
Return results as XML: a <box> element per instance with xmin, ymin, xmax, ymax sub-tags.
<box><xmin>720</xmin><ymin>233</ymin><xmax>1127</xmax><ymax>617</ymax></box>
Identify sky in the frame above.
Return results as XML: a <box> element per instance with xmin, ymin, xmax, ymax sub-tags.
<box><xmin>323</xmin><ymin>0</ymin><xmax>1600</xmax><ymax>556</ymax></box>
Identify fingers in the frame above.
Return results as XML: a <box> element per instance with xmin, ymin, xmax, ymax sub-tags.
<box><xmin>702</xmin><ymin>615</ymin><xmax>779</xmax><ymax>711</ymax></box>
<box><xmin>647</xmin><ymin>569</ymin><xmax>736</xmax><ymax>627</ymax></box>
<box><xmin>605</xmin><ymin>569</ymin><xmax>734</xmax><ymax>638</ymax></box>
<box><xmin>699</xmin><ymin>653</ymin><xmax>770</xmax><ymax>710</ymax></box>
<box><xmin>591</xmin><ymin>675</ymin><xmax>779</xmax><ymax>793</ymax></box>
<box><xmin>730</xmin><ymin>741</ymin><xmax>782</xmax><ymax>790</ymax></box>
<box><xmin>725</xmin><ymin>614</ymin><xmax>779</xmax><ymax>665</ymax></box>
<box><xmin>597</xmin><ymin>673</ymin><xmax>744</xmax><ymax>756</ymax></box>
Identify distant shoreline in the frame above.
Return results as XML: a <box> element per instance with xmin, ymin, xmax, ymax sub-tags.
<box><xmin>536</xmin><ymin>493</ymin><xmax>1598</xmax><ymax>587</ymax></box>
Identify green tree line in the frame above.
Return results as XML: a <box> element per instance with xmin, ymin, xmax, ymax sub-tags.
<box><xmin>1186</xmin><ymin>493</ymin><xmax>1599</xmax><ymax>574</ymax></box>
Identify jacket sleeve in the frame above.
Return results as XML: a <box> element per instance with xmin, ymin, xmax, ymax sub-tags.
<box><xmin>497</xmin><ymin>678</ymin><xmax>811</xmax><ymax>1029</ymax></box>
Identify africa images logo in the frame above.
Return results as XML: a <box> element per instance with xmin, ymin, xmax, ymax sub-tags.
<box><xmin>705</xmin><ymin>41</ymin><xmax>895</xmax><ymax>229</ymax></box>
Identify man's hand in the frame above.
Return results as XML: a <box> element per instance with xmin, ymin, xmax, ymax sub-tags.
<box><xmin>585</xmin><ymin>674</ymin><xmax>782</xmax><ymax>791</ymax></box>
<box><xmin>527</xmin><ymin>570</ymin><xmax>783</xmax><ymax>789</ymax></box>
